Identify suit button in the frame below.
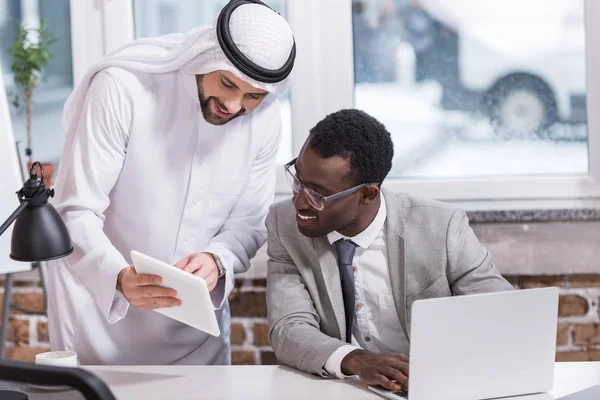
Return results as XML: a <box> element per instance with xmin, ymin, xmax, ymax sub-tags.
<box><xmin>365</xmin><ymin>336</ymin><xmax>371</xmax><ymax>342</ymax></box>
<box><xmin>356</xmin><ymin>303</ymin><xmax>363</xmax><ymax>311</ymax></box>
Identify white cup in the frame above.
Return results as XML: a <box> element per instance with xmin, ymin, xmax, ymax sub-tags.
<box><xmin>35</xmin><ymin>351</ymin><xmax>78</xmax><ymax>367</ymax></box>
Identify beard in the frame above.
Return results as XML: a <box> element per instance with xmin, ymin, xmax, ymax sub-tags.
<box><xmin>196</xmin><ymin>74</ymin><xmax>245</xmax><ymax>126</ymax></box>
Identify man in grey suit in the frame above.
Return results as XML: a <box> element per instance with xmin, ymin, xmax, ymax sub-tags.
<box><xmin>266</xmin><ymin>109</ymin><xmax>514</xmax><ymax>392</ymax></box>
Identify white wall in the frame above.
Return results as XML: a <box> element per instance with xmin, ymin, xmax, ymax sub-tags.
<box><xmin>0</xmin><ymin>63</ymin><xmax>31</xmax><ymax>274</ymax></box>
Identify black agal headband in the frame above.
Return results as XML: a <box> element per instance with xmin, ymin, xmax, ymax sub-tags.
<box><xmin>216</xmin><ymin>0</ymin><xmax>296</xmax><ymax>83</ymax></box>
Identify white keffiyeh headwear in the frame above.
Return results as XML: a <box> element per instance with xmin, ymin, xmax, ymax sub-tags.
<box><xmin>61</xmin><ymin>0</ymin><xmax>295</xmax><ymax>146</ymax></box>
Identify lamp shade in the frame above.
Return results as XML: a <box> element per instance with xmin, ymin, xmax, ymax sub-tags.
<box><xmin>0</xmin><ymin>162</ymin><xmax>74</xmax><ymax>262</ymax></box>
<box><xmin>9</xmin><ymin>201</ymin><xmax>73</xmax><ymax>262</ymax></box>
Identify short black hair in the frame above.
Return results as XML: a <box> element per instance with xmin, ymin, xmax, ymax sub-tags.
<box><xmin>307</xmin><ymin>109</ymin><xmax>394</xmax><ymax>185</ymax></box>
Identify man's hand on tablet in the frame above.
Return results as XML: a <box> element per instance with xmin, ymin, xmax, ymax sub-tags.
<box><xmin>116</xmin><ymin>266</ymin><xmax>182</xmax><ymax>310</ymax></box>
<box><xmin>174</xmin><ymin>252</ymin><xmax>221</xmax><ymax>291</ymax></box>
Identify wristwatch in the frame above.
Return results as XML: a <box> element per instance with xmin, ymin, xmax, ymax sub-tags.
<box><xmin>209</xmin><ymin>253</ymin><xmax>226</xmax><ymax>278</ymax></box>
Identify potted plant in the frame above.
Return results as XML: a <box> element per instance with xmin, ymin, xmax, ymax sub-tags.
<box><xmin>7</xmin><ymin>20</ymin><xmax>56</xmax><ymax>187</ymax></box>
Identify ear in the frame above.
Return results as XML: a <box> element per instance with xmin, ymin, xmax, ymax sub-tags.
<box><xmin>360</xmin><ymin>185</ymin><xmax>380</xmax><ymax>205</ymax></box>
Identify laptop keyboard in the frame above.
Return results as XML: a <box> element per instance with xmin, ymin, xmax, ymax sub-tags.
<box><xmin>368</xmin><ymin>386</ymin><xmax>408</xmax><ymax>399</ymax></box>
<box><xmin>390</xmin><ymin>389</ymin><xmax>408</xmax><ymax>399</ymax></box>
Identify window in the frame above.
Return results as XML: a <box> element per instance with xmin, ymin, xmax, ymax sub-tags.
<box><xmin>287</xmin><ymin>0</ymin><xmax>600</xmax><ymax>204</ymax></box>
<box><xmin>352</xmin><ymin>0</ymin><xmax>588</xmax><ymax>179</ymax></box>
<box><xmin>0</xmin><ymin>0</ymin><xmax>73</xmax><ymax>166</ymax></box>
<box><xmin>132</xmin><ymin>0</ymin><xmax>293</xmax><ymax>165</ymax></box>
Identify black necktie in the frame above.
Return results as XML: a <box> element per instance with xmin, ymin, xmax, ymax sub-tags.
<box><xmin>334</xmin><ymin>239</ymin><xmax>358</xmax><ymax>343</ymax></box>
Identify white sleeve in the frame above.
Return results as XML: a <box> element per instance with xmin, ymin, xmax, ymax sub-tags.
<box><xmin>51</xmin><ymin>70</ymin><xmax>133</xmax><ymax>323</ymax></box>
<box><xmin>323</xmin><ymin>345</ymin><xmax>360</xmax><ymax>378</ymax></box>
<box><xmin>203</xmin><ymin>102</ymin><xmax>282</xmax><ymax>309</ymax></box>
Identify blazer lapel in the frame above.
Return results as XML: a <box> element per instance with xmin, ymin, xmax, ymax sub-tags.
<box><xmin>313</xmin><ymin>237</ymin><xmax>345</xmax><ymax>341</ymax></box>
<box><xmin>383</xmin><ymin>190</ymin><xmax>410</xmax><ymax>340</ymax></box>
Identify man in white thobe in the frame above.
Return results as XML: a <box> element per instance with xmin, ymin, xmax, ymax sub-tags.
<box><xmin>46</xmin><ymin>1</ymin><xmax>295</xmax><ymax>365</ymax></box>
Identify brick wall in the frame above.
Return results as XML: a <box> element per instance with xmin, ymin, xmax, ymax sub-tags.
<box><xmin>229</xmin><ymin>275</ymin><xmax>600</xmax><ymax>364</ymax></box>
<box><xmin>228</xmin><ymin>279</ymin><xmax>277</xmax><ymax>365</ymax></box>
<box><xmin>3</xmin><ymin>274</ymin><xmax>600</xmax><ymax>364</ymax></box>
<box><xmin>509</xmin><ymin>275</ymin><xmax>600</xmax><ymax>362</ymax></box>
<box><xmin>0</xmin><ymin>278</ymin><xmax>51</xmax><ymax>361</ymax></box>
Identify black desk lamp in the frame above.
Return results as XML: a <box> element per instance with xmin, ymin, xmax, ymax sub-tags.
<box><xmin>0</xmin><ymin>162</ymin><xmax>116</xmax><ymax>400</ymax></box>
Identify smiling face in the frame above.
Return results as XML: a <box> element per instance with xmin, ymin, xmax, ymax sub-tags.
<box><xmin>196</xmin><ymin>70</ymin><xmax>269</xmax><ymax>125</ymax></box>
<box><xmin>287</xmin><ymin>108</ymin><xmax>394</xmax><ymax>238</ymax></box>
<box><xmin>291</xmin><ymin>142</ymin><xmax>380</xmax><ymax>238</ymax></box>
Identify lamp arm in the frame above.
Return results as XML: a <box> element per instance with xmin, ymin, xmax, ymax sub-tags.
<box><xmin>0</xmin><ymin>360</ymin><xmax>117</xmax><ymax>400</ymax></box>
<box><xmin>0</xmin><ymin>202</ymin><xmax>28</xmax><ymax>238</ymax></box>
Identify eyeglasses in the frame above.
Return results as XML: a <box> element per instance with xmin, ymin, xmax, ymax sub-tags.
<box><xmin>284</xmin><ymin>158</ymin><xmax>378</xmax><ymax>211</ymax></box>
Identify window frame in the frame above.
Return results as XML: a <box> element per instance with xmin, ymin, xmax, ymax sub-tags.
<box><xmin>275</xmin><ymin>0</ymin><xmax>355</xmax><ymax>193</ymax></box>
<box><xmin>69</xmin><ymin>0</ymin><xmax>134</xmax><ymax>86</ymax></box>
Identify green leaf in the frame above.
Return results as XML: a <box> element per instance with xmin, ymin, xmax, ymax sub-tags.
<box><xmin>6</xmin><ymin>18</ymin><xmax>57</xmax><ymax>143</ymax></box>
<box><xmin>11</xmin><ymin>93</ymin><xmax>20</xmax><ymax>109</ymax></box>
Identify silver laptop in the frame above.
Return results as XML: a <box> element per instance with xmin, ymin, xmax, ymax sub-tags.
<box><xmin>369</xmin><ymin>287</ymin><xmax>559</xmax><ymax>400</ymax></box>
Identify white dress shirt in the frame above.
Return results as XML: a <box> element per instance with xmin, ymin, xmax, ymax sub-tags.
<box><xmin>46</xmin><ymin>66</ymin><xmax>281</xmax><ymax>365</ymax></box>
<box><xmin>324</xmin><ymin>193</ymin><xmax>410</xmax><ymax>378</ymax></box>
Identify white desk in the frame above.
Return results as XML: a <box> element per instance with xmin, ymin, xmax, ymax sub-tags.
<box><xmin>2</xmin><ymin>362</ymin><xmax>598</xmax><ymax>399</ymax></box>
<box><xmin>81</xmin><ymin>362</ymin><xmax>599</xmax><ymax>400</ymax></box>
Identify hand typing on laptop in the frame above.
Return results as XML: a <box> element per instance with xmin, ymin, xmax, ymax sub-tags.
<box><xmin>340</xmin><ymin>350</ymin><xmax>409</xmax><ymax>393</ymax></box>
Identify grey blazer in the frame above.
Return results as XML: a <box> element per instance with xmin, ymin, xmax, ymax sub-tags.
<box><xmin>266</xmin><ymin>189</ymin><xmax>513</xmax><ymax>376</ymax></box>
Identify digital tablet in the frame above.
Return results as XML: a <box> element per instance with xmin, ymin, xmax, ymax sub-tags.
<box><xmin>130</xmin><ymin>250</ymin><xmax>221</xmax><ymax>337</ymax></box>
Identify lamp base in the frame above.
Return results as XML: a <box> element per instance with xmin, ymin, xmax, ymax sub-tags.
<box><xmin>0</xmin><ymin>390</ymin><xmax>28</xmax><ymax>400</ymax></box>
